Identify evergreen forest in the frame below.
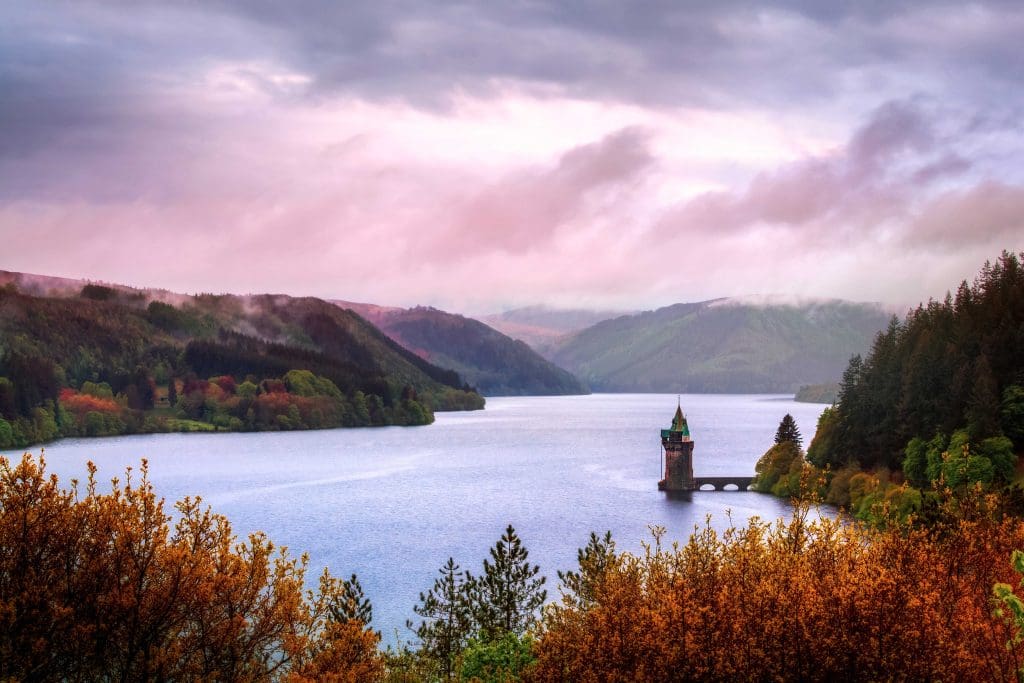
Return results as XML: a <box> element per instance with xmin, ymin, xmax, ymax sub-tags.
<box><xmin>754</xmin><ymin>251</ymin><xmax>1024</xmax><ymax>522</ymax></box>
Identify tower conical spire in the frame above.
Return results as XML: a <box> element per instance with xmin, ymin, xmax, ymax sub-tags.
<box><xmin>670</xmin><ymin>402</ymin><xmax>689</xmax><ymax>435</ymax></box>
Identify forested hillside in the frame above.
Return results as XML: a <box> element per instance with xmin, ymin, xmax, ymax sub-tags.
<box><xmin>803</xmin><ymin>251</ymin><xmax>1024</xmax><ymax>500</ymax></box>
<box><xmin>0</xmin><ymin>277</ymin><xmax>483</xmax><ymax>448</ymax></box>
<box><xmin>339</xmin><ymin>303</ymin><xmax>587</xmax><ymax>396</ymax></box>
<box><xmin>551</xmin><ymin>299</ymin><xmax>889</xmax><ymax>393</ymax></box>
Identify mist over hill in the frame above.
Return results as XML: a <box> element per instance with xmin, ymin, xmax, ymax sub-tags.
<box><xmin>549</xmin><ymin>298</ymin><xmax>891</xmax><ymax>393</ymax></box>
<box><xmin>338</xmin><ymin>302</ymin><xmax>587</xmax><ymax>396</ymax></box>
<box><xmin>1</xmin><ymin>269</ymin><xmax>890</xmax><ymax>402</ymax></box>
<box><xmin>481</xmin><ymin>306</ymin><xmax>631</xmax><ymax>355</ymax></box>
<box><xmin>0</xmin><ymin>270</ymin><xmax>486</xmax><ymax>447</ymax></box>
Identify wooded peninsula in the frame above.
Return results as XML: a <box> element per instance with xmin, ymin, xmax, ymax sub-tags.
<box><xmin>0</xmin><ymin>285</ymin><xmax>484</xmax><ymax>449</ymax></box>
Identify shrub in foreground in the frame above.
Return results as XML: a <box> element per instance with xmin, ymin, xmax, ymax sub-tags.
<box><xmin>0</xmin><ymin>453</ymin><xmax>383</xmax><ymax>682</ymax></box>
<box><xmin>532</xmin><ymin>500</ymin><xmax>1024</xmax><ymax>682</ymax></box>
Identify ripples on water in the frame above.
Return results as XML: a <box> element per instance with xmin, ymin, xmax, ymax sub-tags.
<box><xmin>29</xmin><ymin>393</ymin><xmax>826</xmax><ymax>641</ymax></box>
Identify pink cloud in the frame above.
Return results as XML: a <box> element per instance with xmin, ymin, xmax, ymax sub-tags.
<box><xmin>0</xmin><ymin>90</ymin><xmax>1020</xmax><ymax>315</ymax></box>
<box><xmin>650</xmin><ymin>100</ymin><xmax>968</xmax><ymax>250</ymax></box>
<box><xmin>423</xmin><ymin>127</ymin><xmax>654</xmax><ymax>258</ymax></box>
<box><xmin>907</xmin><ymin>182</ymin><xmax>1024</xmax><ymax>248</ymax></box>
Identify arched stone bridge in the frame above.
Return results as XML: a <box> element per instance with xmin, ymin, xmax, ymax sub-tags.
<box><xmin>693</xmin><ymin>476</ymin><xmax>755</xmax><ymax>492</ymax></box>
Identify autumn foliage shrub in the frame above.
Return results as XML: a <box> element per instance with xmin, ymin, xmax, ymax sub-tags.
<box><xmin>59</xmin><ymin>387</ymin><xmax>120</xmax><ymax>415</ymax></box>
<box><xmin>531</xmin><ymin>498</ymin><xmax>1024</xmax><ymax>682</ymax></box>
<box><xmin>0</xmin><ymin>454</ymin><xmax>383</xmax><ymax>682</ymax></box>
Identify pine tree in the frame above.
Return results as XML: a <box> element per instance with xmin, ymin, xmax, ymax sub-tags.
<box><xmin>407</xmin><ymin>558</ymin><xmax>474</xmax><ymax>680</ymax></box>
<box><xmin>837</xmin><ymin>354</ymin><xmax>863</xmax><ymax>406</ymax></box>
<box><xmin>967</xmin><ymin>354</ymin><xmax>1001</xmax><ymax>439</ymax></box>
<box><xmin>471</xmin><ymin>524</ymin><xmax>546</xmax><ymax>639</ymax></box>
<box><xmin>1002</xmin><ymin>385</ymin><xmax>1024</xmax><ymax>448</ymax></box>
<box><xmin>557</xmin><ymin>531</ymin><xmax>616</xmax><ymax>610</ymax></box>
<box><xmin>774</xmin><ymin>414</ymin><xmax>802</xmax><ymax>447</ymax></box>
<box><xmin>330</xmin><ymin>573</ymin><xmax>373</xmax><ymax>626</ymax></box>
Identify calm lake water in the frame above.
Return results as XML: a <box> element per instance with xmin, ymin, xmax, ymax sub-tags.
<box><xmin>21</xmin><ymin>393</ymin><xmax>825</xmax><ymax>642</ymax></box>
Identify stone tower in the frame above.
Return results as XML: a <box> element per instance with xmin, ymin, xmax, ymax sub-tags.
<box><xmin>658</xmin><ymin>401</ymin><xmax>695</xmax><ymax>491</ymax></box>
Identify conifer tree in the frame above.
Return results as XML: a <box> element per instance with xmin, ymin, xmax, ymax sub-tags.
<box><xmin>774</xmin><ymin>414</ymin><xmax>802</xmax><ymax>447</ymax></box>
<box><xmin>471</xmin><ymin>524</ymin><xmax>546</xmax><ymax>639</ymax></box>
<box><xmin>330</xmin><ymin>573</ymin><xmax>373</xmax><ymax>626</ymax></box>
<box><xmin>407</xmin><ymin>557</ymin><xmax>474</xmax><ymax>680</ymax></box>
<box><xmin>1002</xmin><ymin>385</ymin><xmax>1024</xmax><ymax>448</ymax></box>
<box><xmin>557</xmin><ymin>531</ymin><xmax>616</xmax><ymax>610</ymax></box>
<box><xmin>967</xmin><ymin>354</ymin><xmax>1001</xmax><ymax>439</ymax></box>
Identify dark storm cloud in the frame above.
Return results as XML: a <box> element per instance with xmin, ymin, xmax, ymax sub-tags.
<box><xmin>1</xmin><ymin>1</ymin><xmax>1022</xmax><ymax>309</ymax></box>
<box><xmin>4</xmin><ymin>0</ymin><xmax>1024</xmax><ymax>126</ymax></box>
<box><xmin>183</xmin><ymin>0</ymin><xmax>1022</xmax><ymax>106</ymax></box>
<box><xmin>4</xmin><ymin>0</ymin><xmax>1020</xmax><ymax>197</ymax></box>
<box><xmin>0</xmin><ymin>2</ymin><xmax>269</xmax><ymax>171</ymax></box>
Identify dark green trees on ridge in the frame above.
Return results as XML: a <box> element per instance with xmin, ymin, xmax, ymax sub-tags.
<box><xmin>772</xmin><ymin>251</ymin><xmax>1024</xmax><ymax>519</ymax></box>
<box><xmin>807</xmin><ymin>251</ymin><xmax>1024</xmax><ymax>478</ymax></box>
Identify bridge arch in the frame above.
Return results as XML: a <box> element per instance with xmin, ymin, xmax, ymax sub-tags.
<box><xmin>692</xmin><ymin>476</ymin><xmax>755</xmax><ymax>492</ymax></box>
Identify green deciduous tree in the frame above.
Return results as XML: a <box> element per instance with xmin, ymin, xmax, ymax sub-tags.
<box><xmin>994</xmin><ymin>549</ymin><xmax>1024</xmax><ymax>680</ymax></box>
<box><xmin>753</xmin><ymin>441</ymin><xmax>807</xmax><ymax>497</ymax></box>
<box><xmin>459</xmin><ymin>632</ymin><xmax>534</xmax><ymax>683</ymax></box>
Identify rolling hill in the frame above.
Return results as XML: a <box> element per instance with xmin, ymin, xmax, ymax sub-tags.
<box><xmin>0</xmin><ymin>270</ymin><xmax>485</xmax><ymax>447</ymax></box>
<box><xmin>337</xmin><ymin>302</ymin><xmax>587</xmax><ymax>396</ymax></box>
<box><xmin>550</xmin><ymin>298</ymin><xmax>891</xmax><ymax>393</ymax></box>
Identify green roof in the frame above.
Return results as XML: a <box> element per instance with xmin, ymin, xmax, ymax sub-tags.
<box><xmin>669</xmin><ymin>404</ymin><xmax>690</xmax><ymax>436</ymax></box>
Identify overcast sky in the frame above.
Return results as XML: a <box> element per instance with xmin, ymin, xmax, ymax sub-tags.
<box><xmin>1</xmin><ymin>1</ymin><xmax>1022</xmax><ymax>313</ymax></box>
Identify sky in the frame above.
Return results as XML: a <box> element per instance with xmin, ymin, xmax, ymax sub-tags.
<box><xmin>1</xmin><ymin>1</ymin><xmax>1022</xmax><ymax>314</ymax></box>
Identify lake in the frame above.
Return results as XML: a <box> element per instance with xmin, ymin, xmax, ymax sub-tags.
<box><xmin>22</xmin><ymin>393</ymin><xmax>826</xmax><ymax>642</ymax></box>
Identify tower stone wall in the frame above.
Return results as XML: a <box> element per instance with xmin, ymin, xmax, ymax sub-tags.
<box><xmin>660</xmin><ymin>436</ymin><xmax>695</xmax><ymax>491</ymax></box>
<box><xmin>658</xmin><ymin>403</ymin><xmax>696</xmax><ymax>491</ymax></box>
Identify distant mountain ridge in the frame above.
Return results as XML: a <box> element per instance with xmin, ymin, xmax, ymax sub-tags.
<box><xmin>1</xmin><ymin>270</ymin><xmax>888</xmax><ymax>399</ymax></box>
<box><xmin>0</xmin><ymin>271</ymin><xmax>482</xmax><ymax>406</ymax></box>
<box><xmin>550</xmin><ymin>298</ymin><xmax>891</xmax><ymax>393</ymax></box>
<box><xmin>481</xmin><ymin>305</ymin><xmax>632</xmax><ymax>355</ymax></box>
<box><xmin>337</xmin><ymin>301</ymin><xmax>587</xmax><ymax>396</ymax></box>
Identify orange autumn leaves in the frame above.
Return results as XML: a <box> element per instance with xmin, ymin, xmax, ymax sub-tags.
<box><xmin>532</xmin><ymin>503</ymin><xmax>1024</xmax><ymax>682</ymax></box>
<box><xmin>0</xmin><ymin>454</ymin><xmax>382</xmax><ymax>682</ymax></box>
<box><xmin>6</xmin><ymin>452</ymin><xmax>1024</xmax><ymax>681</ymax></box>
